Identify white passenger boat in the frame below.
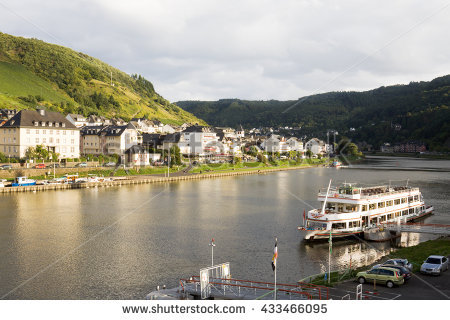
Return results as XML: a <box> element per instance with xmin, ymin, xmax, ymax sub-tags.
<box><xmin>298</xmin><ymin>181</ymin><xmax>433</xmax><ymax>241</ymax></box>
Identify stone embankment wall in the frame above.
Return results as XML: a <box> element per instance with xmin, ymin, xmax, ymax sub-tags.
<box><xmin>0</xmin><ymin>165</ymin><xmax>314</xmax><ymax>193</ymax></box>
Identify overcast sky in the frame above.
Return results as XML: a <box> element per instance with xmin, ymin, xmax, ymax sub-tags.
<box><xmin>0</xmin><ymin>0</ymin><xmax>449</xmax><ymax>102</ymax></box>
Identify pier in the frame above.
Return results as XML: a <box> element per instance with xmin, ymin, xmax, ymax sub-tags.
<box><xmin>384</xmin><ymin>222</ymin><xmax>450</xmax><ymax>236</ymax></box>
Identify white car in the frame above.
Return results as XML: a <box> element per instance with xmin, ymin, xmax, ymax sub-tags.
<box><xmin>420</xmin><ymin>255</ymin><xmax>449</xmax><ymax>275</ymax></box>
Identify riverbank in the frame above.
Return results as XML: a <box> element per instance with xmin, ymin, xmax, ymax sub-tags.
<box><xmin>0</xmin><ymin>162</ymin><xmax>322</xmax><ymax>194</ymax></box>
<box><xmin>367</xmin><ymin>152</ymin><xmax>450</xmax><ymax>160</ymax></box>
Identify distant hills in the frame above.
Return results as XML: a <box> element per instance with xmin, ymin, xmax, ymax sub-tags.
<box><xmin>0</xmin><ymin>32</ymin><xmax>205</xmax><ymax>125</ymax></box>
<box><xmin>177</xmin><ymin>75</ymin><xmax>450</xmax><ymax>151</ymax></box>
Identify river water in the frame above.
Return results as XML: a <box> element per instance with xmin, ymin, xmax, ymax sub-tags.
<box><xmin>0</xmin><ymin>156</ymin><xmax>449</xmax><ymax>299</ymax></box>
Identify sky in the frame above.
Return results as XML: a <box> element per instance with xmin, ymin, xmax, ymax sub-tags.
<box><xmin>0</xmin><ymin>0</ymin><xmax>449</xmax><ymax>102</ymax></box>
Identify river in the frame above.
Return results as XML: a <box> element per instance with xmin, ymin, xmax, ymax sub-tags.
<box><xmin>1</xmin><ymin>156</ymin><xmax>449</xmax><ymax>299</ymax></box>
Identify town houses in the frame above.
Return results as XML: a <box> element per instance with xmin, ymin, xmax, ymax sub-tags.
<box><xmin>0</xmin><ymin>107</ymin><xmax>345</xmax><ymax>165</ymax></box>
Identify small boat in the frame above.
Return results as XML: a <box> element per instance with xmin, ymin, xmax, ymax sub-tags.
<box><xmin>331</xmin><ymin>160</ymin><xmax>342</xmax><ymax>168</ymax></box>
<box><xmin>11</xmin><ymin>176</ymin><xmax>37</xmax><ymax>187</ymax></box>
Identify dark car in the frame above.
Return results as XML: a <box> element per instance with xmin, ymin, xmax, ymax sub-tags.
<box><xmin>380</xmin><ymin>265</ymin><xmax>412</xmax><ymax>281</ymax></box>
<box><xmin>48</xmin><ymin>164</ymin><xmax>60</xmax><ymax>168</ymax></box>
<box><xmin>0</xmin><ymin>164</ymin><xmax>13</xmax><ymax>170</ymax></box>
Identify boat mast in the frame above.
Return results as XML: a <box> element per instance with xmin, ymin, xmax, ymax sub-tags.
<box><xmin>321</xmin><ymin>179</ymin><xmax>333</xmax><ymax>217</ymax></box>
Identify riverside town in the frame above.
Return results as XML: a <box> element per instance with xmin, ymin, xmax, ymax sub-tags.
<box><xmin>0</xmin><ymin>3</ymin><xmax>449</xmax><ymax>319</ymax></box>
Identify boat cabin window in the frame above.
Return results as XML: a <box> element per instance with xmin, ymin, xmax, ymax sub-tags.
<box><xmin>414</xmin><ymin>195</ymin><xmax>419</xmax><ymax>202</ymax></box>
<box><xmin>369</xmin><ymin>203</ymin><xmax>377</xmax><ymax>210</ymax></box>
<box><xmin>409</xmin><ymin>208</ymin><xmax>414</xmax><ymax>214</ymax></box>
<box><xmin>343</xmin><ymin>204</ymin><xmax>357</xmax><ymax>212</ymax></box>
<box><xmin>378</xmin><ymin>202</ymin><xmax>385</xmax><ymax>208</ymax></box>
<box><xmin>387</xmin><ymin>214</ymin><xmax>393</xmax><ymax>220</ymax></box>
<box><xmin>325</xmin><ymin>203</ymin><xmax>336</xmax><ymax>211</ymax></box>
<box><xmin>380</xmin><ymin>215</ymin><xmax>387</xmax><ymax>222</ymax></box>
<box><xmin>408</xmin><ymin>196</ymin><xmax>413</xmax><ymax>203</ymax></box>
<box><xmin>370</xmin><ymin>217</ymin><xmax>378</xmax><ymax>224</ymax></box>
<box><xmin>386</xmin><ymin>200</ymin><xmax>393</xmax><ymax>207</ymax></box>
<box><xmin>394</xmin><ymin>199</ymin><xmax>401</xmax><ymax>205</ymax></box>
<box><xmin>332</xmin><ymin>222</ymin><xmax>346</xmax><ymax>229</ymax></box>
<box><xmin>395</xmin><ymin>212</ymin><xmax>401</xmax><ymax>217</ymax></box>
<box><xmin>361</xmin><ymin>205</ymin><xmax>368</xmax><ymax>211</ymax></box>
<box><xmin>339</xmin><ymin>187</ymin><xmax>358</xmax><ymax>195</ymax></box>
<box><xmin>401</xmin><ymin>198</ymin><xmax>407</xmax><ymax>204</ymax></box>
<box><xmin>402</xmin><ymin>210</ymin><xmax>408</xmax><ymax>216</ymax></box>
<box><xmin>349</xmin><ymin>221</ymin><xmax>360</xmax><ymax>228</ymax></box>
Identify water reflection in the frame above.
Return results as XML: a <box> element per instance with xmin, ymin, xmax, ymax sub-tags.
<box><xmin>0</xmin><ymin>157</ymin><xmax>449</xmax><ymax>299</ymax></box>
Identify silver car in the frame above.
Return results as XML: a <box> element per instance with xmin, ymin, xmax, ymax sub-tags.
<box><xmin>420</xmin><ymin>255</ymin><xmax>449</xmax><ymax>275</ymax></box>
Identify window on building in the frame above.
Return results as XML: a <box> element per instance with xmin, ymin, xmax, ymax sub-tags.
<box><xmin>71</xmin><ymin>147</ymin><xmax>75</xmax><ymax>153</ymax></box>
<box><xmin>42</xmin><ymin>130</ymin><xmax>46</xmax><ymax>134</ymax></box>
<box><xmin>42</xmin><ymin>138</ymin><xmax>46</xmax><ymax>143</ymax></box>
<box><xmin>26</xmin><ymin>129</ymin><xmax>30</xmax><ymax>134</ymax></box>
<box><xmin>49</xmin><ymin>138</ymin><xmax>53</xmax><ymax>143</ymax></box>
<box><xmin>35</xmin><ymin>138</ymin><xmax>39</xmax><ymax>143</ymax></box>
<box><xmin>36</xmin><ymin>129</ymin><xmax>39</xmax><ymax>134</ymax></box>
<box><xmin>63</xmin><ymin>131</ymin><xmax>66</xmax><ymax>135</ymax></box>
<box><xmin>71</xmin><ymin>139</ymin><xmax>75</xmax><ymax>144</ymax></box>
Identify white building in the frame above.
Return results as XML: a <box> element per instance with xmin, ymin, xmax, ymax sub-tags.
<box><xmin>80</xmin><ymin>123</ymin><xmax>142</xmax><ymax>156</ymax></box>
<box><xmin>0</xmin><ymin>109</ymin><xmax>80</xmax><ymax>159</ymax></box>
<box><xmin>66</xmin><ymin>114</ymin><xmax>88</xmax><ymax>128</ymax></box>
<box><xmin>305</xmin><ymin>138</ymin><xmax>328</xmax><ymax>155</ymax></box>
<box><xmin>180</xmin><ymin>126</ymin><xmax>219</xmax><ymax>156</ymax></box>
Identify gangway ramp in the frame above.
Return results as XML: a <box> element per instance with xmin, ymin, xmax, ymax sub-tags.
<box><xmin>180</xmin><ymin>276</ymin><xmax>330</xmax><ymax>300</ymax></box>
<box><xmin>384</xmin><ymin>222</ymin><xmax>450</xmax><ymax>235</ymax></box>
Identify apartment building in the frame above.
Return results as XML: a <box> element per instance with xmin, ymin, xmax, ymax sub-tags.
<box><xmin>0</xmin><ymin>109</ymin><xmax>80</xmax><ymax>159</ymax></box>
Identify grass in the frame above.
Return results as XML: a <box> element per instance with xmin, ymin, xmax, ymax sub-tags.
<box><xmin>383</xmin><ymin>237</ymin><xmax>450</xmax><ymax>272</ymax></box>
<box><xmin>0</xmin><ymin>61</ymin><xmax>70</xmax><ymax>103</ymax></box>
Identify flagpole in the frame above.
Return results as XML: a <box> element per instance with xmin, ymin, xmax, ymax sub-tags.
<box><xmin>209</xmin><ymin>238</ymin><xmax>215</xmax><ymax>266</ymax></box>
<box><xmin>328</xmin><ymin>229</ymin><xmax>332</xmax><ymax>284</ymax></box>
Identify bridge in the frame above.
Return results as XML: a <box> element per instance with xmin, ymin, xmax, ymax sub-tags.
<box><xmin>384</xmin><ymin>222</ymin><xmax>450</xmax><ymax>235</ymax></box>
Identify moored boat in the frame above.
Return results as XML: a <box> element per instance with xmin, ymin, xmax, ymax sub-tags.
<box><xmin>298</xmin><ymin>181</ymin><xmax>433</xmax><ymax>241</ymax></box>
<box><xmin>11</xmin><ymin>176</ymin><xmax>37</xmax><ymax>187</ymax></box>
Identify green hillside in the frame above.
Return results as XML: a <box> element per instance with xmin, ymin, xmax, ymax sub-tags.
<box><xmin>0</xmin><ymin>32</ymin><xmax>206</xmax><ymax>125</ymax></box>
<box><xmin>178</xmin><ymin>75</ymin><xmax>450</xmax><ymax>151</ymax></box>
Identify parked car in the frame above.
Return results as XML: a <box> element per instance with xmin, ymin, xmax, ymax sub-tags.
<box><xmin>75</xmin><ymin>162</ymin><xmax>88</xmax><ymax>168</ymax></box>
<box><xmin>374</xmin><ymin>258</ymin><xmax>413</xmax><ymax>271</ymax></box>
<box><xmin>104</xmin><ymin>162</ymin><xmax>116</xmax><ymax>167</ymax></box>
<box><xmin>48</xmin><ymin>164</ymin><xmax>60</xmax><ymax>168</ymax></box>
<box><xmin>356</xmin><ymin>267</ymin><xmax>404</xmax><ymax>288</ymax></box>
<box><xmin>377</xmin><ymin>265</ymin><xmax>412</xmax><ymax>281</ymax></box>
<box><xmin>0</xmin><ymin>164</ymin><xmax>13</xmax><ymax>170</ymax></box>
<box><xmin>34</xmin><ymin>163</ymin><xmax>46</xmax><ymax>169</ymax></box>
<box><xmin>420</xmin><ymin>255</ymin><xmax>449</xmax><ymax>275</ymax></box>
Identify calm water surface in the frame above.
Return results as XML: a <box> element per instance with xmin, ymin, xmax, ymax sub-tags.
<box><xmin>0</xmin><ymin>156</ymin><xmax>449</xmax><ymax>299</ymax></box>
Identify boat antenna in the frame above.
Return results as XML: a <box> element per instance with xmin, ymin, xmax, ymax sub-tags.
<box><xmin>321</xmin><ymin>179</ymin><xmax>333</xmax><ymax>216</ymax></box>
<box><xmin>406</xmin><ymin>179</ymin><xmax>409</xmax><ymax>187</ymax></box>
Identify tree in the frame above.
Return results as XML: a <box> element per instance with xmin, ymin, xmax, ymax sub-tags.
<box><xmin>25</xmin><ymin>147</ymin><xmax>37</xmax><ymax>161</ymax></box>
<box><xmin>306</xmin><ymin>150</ymin><xmax>313</xmax><ymax>158</ymax></box>
<box><xmin>169</xmin><ymin>145</ymin><xmax>181</xmax><ymax>166</ymax></box>
<box><xmin>35</xmin><ymin>145</ymin><xmax>49</xmax><ymax>161</ymax></box>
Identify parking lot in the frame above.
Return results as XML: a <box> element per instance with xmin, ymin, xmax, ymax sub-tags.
<box><xmin>329</xmin><ymin>265</ymin><xmax>450</xmax><ymax>300</ymax></box>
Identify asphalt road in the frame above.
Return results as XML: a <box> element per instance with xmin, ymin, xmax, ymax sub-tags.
<box><xmin>329</xmin><ymin>265</ymin><xmax>450</xmax><ymax>300</ymax></box>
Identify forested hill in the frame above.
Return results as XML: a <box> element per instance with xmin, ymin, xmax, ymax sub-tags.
<box><xmin>0</xmin><ymin>32</ymin><xmax>205</xmax><ymax>125</ymax></box>
<box><xmin>177</xmin><ymin>75</ymin><xmax>450</xmax><ymax>151</ymax></box>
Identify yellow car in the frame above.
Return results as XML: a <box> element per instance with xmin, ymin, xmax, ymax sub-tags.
<box><xmin>356</xmin><ymin>267</ymin><xmax>404</xmax><ymax>288</ymax></box>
